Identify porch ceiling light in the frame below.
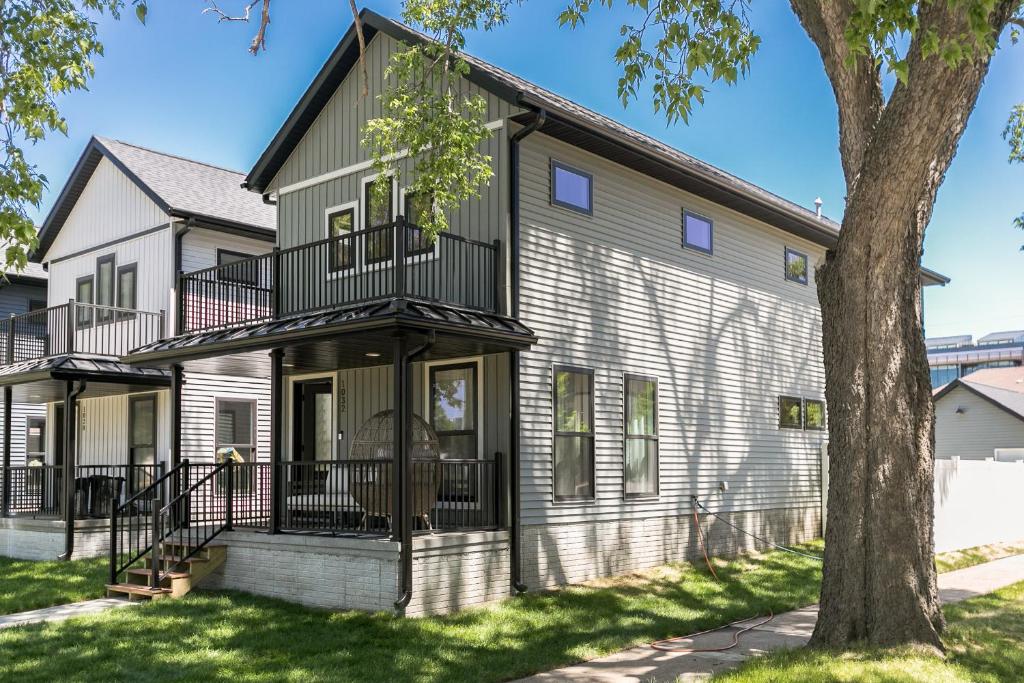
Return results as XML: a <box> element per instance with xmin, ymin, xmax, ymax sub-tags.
<box><xmin>365</xmin><ymin>352</ymin><xmax>382</xmax><ymax>358</ymax></box>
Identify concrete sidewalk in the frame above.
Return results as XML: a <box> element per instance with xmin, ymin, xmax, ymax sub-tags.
<box><xmin>0</xmin><ymin>597</ymin><xmax>134</xmax><ymax>630</ymax></box>
<box><xmin>517</xmin><ymin>553</ymin><xmax>1024</xmax><ymax>683</ymax></box>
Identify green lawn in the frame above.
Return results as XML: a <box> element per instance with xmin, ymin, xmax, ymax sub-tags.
<box><xmin>934</xmin><ymin>540</ymin><xmax>1024</xmax><ymax>574</ymax></box>
<box><xmin>0</xmin><ymin>556</ymin><xmax>108</xmax><ymax>615</ymax></box>
<box><xmin>0</xmin><ymin>544</ymin><xmax>823</xmax><ymax>682</ymax></box>
<box><xmin>716</xmin><ymin>580</ymin><xmax>1024</xmax><ymax>682</ymax></box>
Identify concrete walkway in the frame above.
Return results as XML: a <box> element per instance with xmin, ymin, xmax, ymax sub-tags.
<box><xmin>0</xmin><ymin>597</ymin><xmax>134</xmax><ymax>630</ymax></box>
<box><xmin>517</xmin><ymin>553</ymin><xmax>1024</xmax><ymax>683</ymax></box>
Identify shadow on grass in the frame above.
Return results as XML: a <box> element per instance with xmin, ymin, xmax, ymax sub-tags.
<box><xmin>0</xmin><ymin>544</ymin><xmax>824</xmax><ymax>682</ymax></box>
<box><xmin>0</xmin><ymin>557</ymin><xmax>108</xmax><ymax>615</ymax></box>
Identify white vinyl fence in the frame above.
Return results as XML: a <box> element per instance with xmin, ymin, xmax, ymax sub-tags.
<box><xmin>821</xmin><ymin>447</ymin><xmax>1024</xmax><ymax>553</ymax></box>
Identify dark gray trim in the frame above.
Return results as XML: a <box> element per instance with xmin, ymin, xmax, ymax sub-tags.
<box><xmin>128</xmin><ymin>393</ymin><xmax>158</xmax><ymax>472</ymax></box>
<box><xmin>95</xmin><ymin>253</ymin><xmax>116</xmax><ymax>324</ymax></box>
<box><xmin>116</xmin><ymin>262</ymin><xmax>138</xmax><ymax>311</ymax></box>
<box><xmin>784</xmin><ymin>247</ymin><xmax>809</xmax><ymax>285</ymax></box>
<box><xmin>75</xmin><ymin>275</ymin><xmax>94</xmax><ymax>328</ymax></box>
<box><xmin>216</xmin><ymin>248</ymin><xmax>258</xmax><ymax>286</ymax></box>
<box><xmin>778</xmin><ymin>395</ymin><xmax>803</xmax><ymax>430</ymax></box>
<box><xmin>47</xmin><ymin>223</ymin><xmax>171</xmax><ymax>266</ymax></box>
<box><xmin>552</xmin><ymin>364</ymin><xmax>596</xmax><ymax>503</ymax></box>
<box><xmin>550</xmin><ymin>159</ymin><xmax>593</xmax><ymax>216</ymax></box>
<box><xmin>682</xmin><ymin>209</ymin><xmax>714</xmax><ymax>256</ymax></box>
<box><xmin>429</xmin><ymin>361</ymin><xmax>480</xmax><ymax>460</ymax></box>
<box><xmin>623</xmin><ymin>373</ymin><xmax>659</xmax><ymax>500</ymax></box>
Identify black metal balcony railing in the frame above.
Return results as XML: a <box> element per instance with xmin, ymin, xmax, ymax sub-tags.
<box><xmin>0</xmin><ymin>302</ymin><xmax>165</xmax><ymax>365</ymax></box>
<box><xmin>178</xmin><ymin>218</ymin><xmax>502</xmax><ymax>334</ymax></box>
<box><xmin>0</xmin><ymin>464</ymin><xmax>162</xmax><ymax>518</ymax></box>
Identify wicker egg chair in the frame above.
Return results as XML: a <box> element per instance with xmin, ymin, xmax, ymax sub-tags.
<box><xmin>349</xmin><ymin>409</ymin><xmax>441</xmax><ymax>530</ymax></box>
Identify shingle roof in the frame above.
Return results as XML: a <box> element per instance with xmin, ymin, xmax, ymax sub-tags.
<box><xmin>934</xmin><ymin>366</ymin><xmax>1024</xmax><ymax>422</ymax></box>
<box><xmin>35</xmin><ymin>137</ymin><xmax>276</xmax><ymax>262</ymax></box>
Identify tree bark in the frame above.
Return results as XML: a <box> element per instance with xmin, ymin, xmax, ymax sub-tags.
<box><xmin>797</xmin><ymin>1</ymin><xmax>1020</xmax><ymax>649</ymax></box>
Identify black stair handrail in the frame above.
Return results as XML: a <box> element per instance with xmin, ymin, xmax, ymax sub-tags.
<box><xmin>151</xmin><ymin>460</ymin><xmax>232</xmax><ymax>587</ymax></box>
<box><xmin>109</xmin><ymin>461</ymin><xmax>185</xmax><ymax>585</ymax></box>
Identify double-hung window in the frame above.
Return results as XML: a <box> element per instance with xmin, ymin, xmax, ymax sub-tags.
<box><xmin>553</xmin><ymin>365</ymin><xmax>595</xmax><ymax>501</ymax></box>
<box><xmin>95</xmin><ymin>254</ymin><xmax>115</xmax><ymax>323</ymax></box>
<box><xmin>364</xmin><ymin>176</ymin><xmax>395</xmax><ymax>265</ymax></box>
<box><xmin>624</xmin><ymin>374</ymin><xmax>658</xmax><ymax>498</ymax></box>
<box><xmin>116</xmin><ymin>263</ymin><xmax>137</xmax><ymax>320</ymax></box>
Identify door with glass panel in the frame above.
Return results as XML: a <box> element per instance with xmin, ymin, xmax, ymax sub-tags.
<box><xmin>128</xmin><ymin>394</ymin><xmax>157</xmax><ymax>494</ymax></box>
<box><xmin>292</xmin><ymin>380</ymin><xmax>333</xmax><ymax>500</ymax></box>
<box><xmin>429</xmin><ymin>362</ymin><xmax>479</xmax><ymax>501</ymax></box>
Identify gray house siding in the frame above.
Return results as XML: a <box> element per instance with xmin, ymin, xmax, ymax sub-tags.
<box><xmin>515</xmin><ymin>131</ymin><xmax>826</xmax><ymax>585</ymax></box>
<box><xmin>934</xmin><ymin>385</ymin><xmax>1024</xmax><ymax>460</ymax></box>
<box><xmin>0</xmin><ymin>282</ymin><xmax>49</xmax><ymax>466</ymax></box>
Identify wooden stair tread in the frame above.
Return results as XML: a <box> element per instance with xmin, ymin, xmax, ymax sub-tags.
<box><xmin>106</xmin><ymin>583</ymin><xmax>171</xmax><ymax>596</ymax></box>
<box><xmin>125</xmin><ymin>568</ymin><xmax>190</xmax><ymax>580</ymax></box>
<box><xmin>152</xmin><ymin>554</ymin><xmax>209</xmax><ymax>564</ymax></box>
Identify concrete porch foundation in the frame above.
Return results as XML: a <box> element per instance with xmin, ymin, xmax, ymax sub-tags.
<box><xmin>0</xmin><ymin>517</ymin><xmax>110</xmax><ymax>560</ymax></box>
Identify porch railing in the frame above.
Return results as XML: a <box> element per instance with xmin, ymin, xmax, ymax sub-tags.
<box><xmin>0</xmin><ymin>464</ymin><xmax>161</xmax><ymax>518</ymax></box>
<box><xmin>178</xmin><ymin>218</ymin><xmax>501</xmax><ymax>334</ymax></box>
<box><xmin>0</xmin><ymin>301</ymin><xmax>165</xmax><ymax>365</ymax></box>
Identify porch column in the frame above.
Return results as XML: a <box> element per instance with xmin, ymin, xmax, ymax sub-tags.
<box><xmin>509</xmin><ymin>350</ymin><xmax>527</xmax><ymax>593</ymax></box>
<box><xmin>391</xmin><ymin>334</ymin><xmax>408</xmax><ymax>544</ymax></box>
<box><xmin>170</xmin><ymin>364</ymin><xmax>183</xmax><ymax>468</ymax></box>
<box><xmin>1</xmin><ymin>386</ymin><xmax>11</xmax><ymax>517</ymax></box>
<box><xmin>60</xmin><ymin>380</ymin><xmax>83</xmax><ymax>561</ymax></box>
<box><xmin>269</xmin><ymin>348</ymin><xmax>284</xmax><ymax>534</ymax></box>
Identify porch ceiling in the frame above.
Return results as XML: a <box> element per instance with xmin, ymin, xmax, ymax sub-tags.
<box><xmin>128</xmin><ymin>299</ymin><xmax>537</xmax><ymax>375</ymax></box>
<box><xmin>0</xmin><ymin>354</ymin><xmax>171</xmax><ymax>403</ymax></box>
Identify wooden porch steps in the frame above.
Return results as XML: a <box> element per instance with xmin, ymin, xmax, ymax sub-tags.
<box><xmin>106</xmin><ymin>541</ymin><xmax>227</xmax><ymax>601</ymax></box>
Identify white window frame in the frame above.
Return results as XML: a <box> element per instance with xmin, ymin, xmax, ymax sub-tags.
<box><xmin>324</xmin><ymin>200</ymin><xmax>360</xmax><ymax>281</ymax></box>
<box><xmin>215</xmin><ymin>397</ymin><xmax>258</xmax><ymax>462</ymax></box>
<box><xmin>399</xmin><ymin>186</ymin><xmax>441</xmax><ymax>264</ymax></box>
<box><xmin>360</xmin><ymin>171</ymin><xmax>398</xmax><ymax>272</ymax></box>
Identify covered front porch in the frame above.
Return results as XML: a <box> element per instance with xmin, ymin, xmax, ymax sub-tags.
<box><xmin>122</xmin><ymin>295</ymin><xmax>535</xmax><ymax>612</ymax></box>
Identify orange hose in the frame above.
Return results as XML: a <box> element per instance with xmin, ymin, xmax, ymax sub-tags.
<box><xmin>693</xmin><ymin>505</ymin><xmax>719</xmax><ymax>580</ymax></box>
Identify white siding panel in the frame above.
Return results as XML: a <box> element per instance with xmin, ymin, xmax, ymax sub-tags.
<box><xmin>935</xmin><ymin>386</ymin><xmax>1024</xmax><ymax>460</ymax></box>
<box><xmin>180</xmin><ymin>228</ymin><xmax>274</xmax><ymax>274</ymax></box>
<box><xmin>46</xmin><ymin>229</ymin><xmax>174</xmax><ymax>316</ymax></box>
<box><xmin>518</xmin><ymin>132</ymin><xmax>828</xmax><ymax>526</ymax></box>
<box><xmin>181</xmin><ymin>373</ymin><xmax>272</xmax><ymax>464</ymax></box>
<box><xmin>74</xmin><ymin>390</ymin><xmax>170</xmax><ymax>468</ymax></box>
<box><xmin>47</xmin><ymin>157</ymin><xmax>166</xmax><ymax>262</ymax></box>
<box><xmin>0</xmin><ymin>403</ymin><xmax>48</xmax><ymax>466</ymax></box>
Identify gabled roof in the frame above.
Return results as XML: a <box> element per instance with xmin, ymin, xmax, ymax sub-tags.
<box><xmin>3</xmin><ymin>254</ymin><xmax>47</xmax><ymax>286</ymax></box>
<box><xmin>35</xmin><ymin>137</ymin><xmax>276</xmax><ymax>262</ymax></box>
<box><xmin>243</xmin><ymin>10</ymin><xmax>949</xmax><ymax>287</ymax></box>
<box><xmin>934</xmin><ymin>367</ymin><xmax>1024</xmax><ymax>423</ymax></box>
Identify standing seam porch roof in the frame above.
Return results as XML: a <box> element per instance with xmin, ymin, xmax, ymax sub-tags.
<box><xmin>34</xmin><ymin>137</ymin><xmax>277</xmax><ymax>262</ymax></box>
<box><xmin>243</xmin><ymin>11</ymin><xmax>948</xmax><ymax>285</ymax></box>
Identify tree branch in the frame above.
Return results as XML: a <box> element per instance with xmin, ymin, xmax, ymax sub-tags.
<box><xmin>348</xmin><ymin>0</ymin><xmax>369</xmax><ymax>98</ymax></box>
<box><xmin>789</xmin><ymin>0</ymin><xmax>884</xmax><ymax>192</ymax></box>
<box><xmin>202</xmin><ymin>1</ymin><xmax>260</xmax><ymax>23</ymax></box>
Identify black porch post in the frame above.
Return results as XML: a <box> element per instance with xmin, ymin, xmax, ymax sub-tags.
<box><xmin>170</xmin><ymin>364</ymin><xmax>183</xmax><ymax>468</ymax></box>
<box><xmin>269</xmin><ymin>348</ymin><xmax>284</xmax><ymax>534</ymax></box>
<box><xmin>2</xmin><ymin>386</ymin><xmax>11</xmax><ymax>517</ymax></box>
<box><xmin>392</xmin><ymin>333</ymin><xmax>413</xmax><ymax>610</ymax></box>
<box><xmin>509</xmin><ymin>350</ymin><xmax>527</xmax><ymax>593</ymax></box>
<box><xmin>60</xmin><ymin>380</ymin><xmax>83</xmax><ymax>561</ymax></box>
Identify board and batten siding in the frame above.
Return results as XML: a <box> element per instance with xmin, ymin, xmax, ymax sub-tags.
<box><xmin>517</xmin><ymin>131</ymin><xmax>827</xmax><ymax>527</ymax></box>
<box><xmin>46</xmin><ymin>157</ymin><xmax>167</xmax><ymax>263</ymax></box>
<box><xmin>934</xmin><ymin>386</ymin><xmax>1024</xmax><ymax>460</ymax></box>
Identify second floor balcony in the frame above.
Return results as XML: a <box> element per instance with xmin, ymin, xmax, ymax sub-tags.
<box><xmin>177</xmin><ymin>218</ymin><xmax>502</xmax><ymax>334</ymax></box>
<box><xmin>0</xmin><ymin>302</ymin><xmax>167</xmax><ymax>366</ymax></box>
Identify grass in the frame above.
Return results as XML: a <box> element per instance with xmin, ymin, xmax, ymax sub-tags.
<box><xmin>934</xmin><ymin>541</ymin><xmax>1024</xmax><ymax>574</ymax></box>
<box><xmin>0</xmin><ymin>543</ymin><xmax>823</xmax><ymax>682</ymax></box>
<box><xmin>715</xmin><ymin>580</ymin><xmax>1024</xmax><ymax>682</ymax></box>
<box><xmin>0</xmin><ymin>556</ymin><xmax>108</xmax><ymax>615</ymax></box>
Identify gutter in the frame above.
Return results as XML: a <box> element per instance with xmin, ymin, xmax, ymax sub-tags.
<box><xmin>506</xmin><ymin>108</ymin><xmax>547</xmax><ymax>595</ymax></box>
<box><xmin>58</xmin><ymin>379</ymin><xmax>88</xmax><ymax>561</ymax></box>
<box><xmin>394</xmin><ymin>333</ymin><xmax>437</xmax><ymax>611</ymax></box>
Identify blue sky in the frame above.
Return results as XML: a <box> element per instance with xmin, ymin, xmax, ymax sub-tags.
<box><xmin>25</xmin><ymin>0</ymin><xmax>1024</xmax><ymax>338</ymax></box>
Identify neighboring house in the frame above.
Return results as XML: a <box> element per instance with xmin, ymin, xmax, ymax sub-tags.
<box><xmin>114</xmin><ymin>10</ymin><xmax>945</xmax><ymax>616</ymax></box>
<box><xmin>0</xmin><ymin>260</ymin><xmax>48</xmax><ymax>468</ymax></box>
<box><xmin>0</xmin><ymin>137</ymin><xmax>274</xmax><ymax>560</ymax></box>
<box><xmin>927</xmin><ymin>331</ymin><xmax>1024</xmax><ymax>388</ymax></box>
<box><xmin>933</xmin><ymin>367</ymin><xmax>1024</xmax><ymax>461</ymax></box>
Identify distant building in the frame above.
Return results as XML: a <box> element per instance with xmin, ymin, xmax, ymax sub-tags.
<box><xmin>933</xmin><ymin>366</ymin><xmax>1024</xmax><ymax>460</ymax></box>
<box><xmin>927</xmin><ymin>331</ymin><xmax>1024</xmax><ymax>388</ymax></box>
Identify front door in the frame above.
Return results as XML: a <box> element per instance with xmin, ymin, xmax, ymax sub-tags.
<box><xmin>128</xmin><ymin>394</ymin><xmax>157</xmax><ymax>494</ymax></box>
<box><xmin>293</xmin><ymin>380</ymin><xmax>333</xmax><ymax>463</ymax></box>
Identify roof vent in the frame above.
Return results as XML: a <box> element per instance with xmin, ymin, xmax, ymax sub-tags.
<box><xmin>814</xmin><ymin>197</ymin><xmax>823</xmax><ymax>218</ymax></box>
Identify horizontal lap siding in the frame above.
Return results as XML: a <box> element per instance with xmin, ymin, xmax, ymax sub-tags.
<box><xmin>71</xmin><ymin>390</ymin><xmax>170</xmax><ymax>467</ymax></box>
<box><xmin>181</xmin><ymin>373</ymin><xmax>272</xmax><ymax>464</ymax></box>
<box><xmin>0</xmin><ymin>403</ymin><xmax>48</xmax><ymax>466</ymax></box>
<box><xmin>518</xmin><ymin>133</ymin><xmax>827</xmax><ymax>527</ymax></box>
<box><xmin>180</xmin><ymin>228</ymin><xmax>275</xmax><ymax>273</ymax></box>
<box><xmin>934</xmin><ymin>386</ymin><xmax>1024</xmax><ymax>460</ymax></box>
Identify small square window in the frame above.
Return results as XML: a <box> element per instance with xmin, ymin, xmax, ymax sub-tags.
<box><xmin>804</xmin><ymin>399</ymin><xmax>826</xmax><ymax>430</ymax></box>
<box><xmin>683</xmin><ymin>210</ymin><xmax>713</xmax><ymax>254</ymax></box>
<box><xmin>785</xmin><ymin>248</ymin><xmax>809</xmax><ymax>285</ymax></box>
<box><xmin>778</xmin><ymin>396</ymin><xmax>802</xmax><ymax>429</ymax></box>
<box><xmin>551</xmin><ymin>161</ymin><xmax>593</xmax><ymax>215</ymax></box>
